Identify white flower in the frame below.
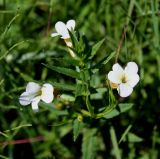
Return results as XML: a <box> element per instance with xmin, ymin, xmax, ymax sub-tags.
<box><xmin>107</xmin><ymin>62</ymin><xmax>139</xmax><ymax>97</ymax></box>
<box><xmin>51</xmin><ymin>19</ymin><xmax>75</xmax><ymax>39</ymax></box>
<box><xmin>19</xmin><ymin>82</ymin><xmax>54</xmax><ymax>111</ymax></box>
<box><xmin>51</xmin><ymin>19</ymin><xmax>76</xmax><ymax>58</ymax></box>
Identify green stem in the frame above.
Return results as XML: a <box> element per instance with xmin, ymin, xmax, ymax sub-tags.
<box><xmin>80</xmin><ymin>109</ymin><xmax>91</xmax><ymax>117</ymax></box>
<box><xmin>86</xmin><ymin>95</ymin><xmax>94</xmax><ymax>117</ymax></box>
<box><xmin>95</xmin><ymin>104</ymin><xmax>116</xmax><ymax>119</ymax></box>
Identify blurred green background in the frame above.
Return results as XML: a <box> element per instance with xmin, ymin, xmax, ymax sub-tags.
<box><xmin>0</xmin><ymin>0</ymin><xmax>160</xmax><ymax>158</ymax></box>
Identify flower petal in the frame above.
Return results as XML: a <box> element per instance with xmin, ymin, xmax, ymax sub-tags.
<box><xmin>108</xmin><ymin>63</ymin><xmax>124</xmax><ymax>84</ymax></box>
<box><xmin>66</xmin><ymin>20</ymin><xmax>75</xmax><ymax>31</ymax></box>
<box><xmin>31</xmin><ymin>96</ymin><xmax>41</xmax><ymax>111</ymax></box>
<box><xmin>118</xmin><ymin>83</ymin><xmax>133</xmax><ymax>97</ymax></box>
<box><xmin>112</xmin><ymin>63</ymin><xmax>124</xmax><ymax>73</ymax></box>
<box><xmin>51</xmin><ymin>32</ymin><xmax>60</xmax><ymax>37</ymax></box>
<box><xmin>19</xmin><ymin>92</ymin><xmax>32</xmax><ymax>106</ymax></box>
<box><xmin>125</xmin><ymin>62</ymin><xmax>138</xmax><ymax>74</ymax></box>
<box><xmin>41</xmin><ymin>83</ymin><xmax>54</xmax><ymax>103</ymax></box>
<box><xmin>55</xmin><ymin>21</ymin><xmax>69</xmax><ymax>39</ymax></box>
<box><xmin>26</xmin><ymin>82</ymin><xmax>41</xmax><ymax>94</ymax></box>
<box><xmin>108</xmin><ymin>71</ymin><xmax>122</xmax><ymax>84</ymax></box>
<box><xmin>126</xmin><ymin>73</ymin><xmax>140</xmax><ymax>87</ymax></box>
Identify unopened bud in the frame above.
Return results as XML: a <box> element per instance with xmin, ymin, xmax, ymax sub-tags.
<box><xmin>64</xmin><ymin>38</ymin><xmax>76</xmax><ymax>58</ymax></box>
<box><xmin>77</xmin><ymin>115</ymin><xmax>83</xmax><ymax>122</ymax></box>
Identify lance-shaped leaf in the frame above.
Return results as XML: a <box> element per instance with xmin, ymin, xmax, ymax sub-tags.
<box><xmin>103</xmin><ymin>103</ymin><xmax>134</xmax><ymax>119</ymax></box>
<box><xmin>51</xmin><ymin>57</ymin><xmax>82</xmax><ymax>66</ymax></box>
<box><xmin>89</xmin><ymin>38</ymin><xmax>105</xmax><ymax>59</ymax></box>
<box><xmin>119</xmin><ymin>124</ymin><xmax>143</xmax><ymax>144</ymax></box>
<box><xmin>127</xmin><ymin>132</ymin><xmax>143</xmax><ymax>142</ymax></box>
<box><xmin>92</xmin><ymin>51</ymin><xmax>116</xmax><ymax>72</ymax></box>
<box><xmin>73</xmin><ymin>118</ymin><xmax>84</xmax><ymax>141</ymax></box>
<box><xmin>110</xmin><ymin>126</ymin><xmax>121</xmax><ymax>159</ymax></box>
<box><xmin>68</xmin><ymin>29</ymin><xmax>79</xmax><ymax>50</ymax></box>
<box><xmin>43</xmin><ymin>64</ymin><xmax>81</xmax><ymax>79</ymax></box>
<box><xmin>51</xmin><ymin>82</ymin><xmax>76</xmax><ymax>91</ymax></box>
<box><xmin>82</xmin><ymin>129</ymin><xmax>97</xmax><ymax>159</ymax></box>
<box><xmin>39</xmin><ymin>102</ymin><xmax>68</xmax><ymax>115</ymax></box>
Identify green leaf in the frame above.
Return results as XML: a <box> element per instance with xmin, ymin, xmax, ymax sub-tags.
<box><xmin>51</xmin><ymin>57</ymin><xmax>81</xmax><ymax>67</ymax></box>
<box><xmin>90</xmin><ymin>88</ymin><xmax>107</xmax><ymax>100</ymax></box>
<box><xmin>104</xmin><ymin>103</ymin><xmax>134</xmax><ymax>119</ymax></box>
<box><xmin>0</xmin><ymin>131</ymin><xmax>9</xmax><ymax>138</ymax></box>
<box><xmin>75</xmin><ymin>83</ymin><xmax>87</xmax><ymax>97</ymax></box>
<box><xmin>82</xmin><ymin>129</ymin><xmax>97</xmax><ymax>159</ymax></box>
<box><xmin>43</xmin><ymin>64</ymin><xmax>81</xmax><ymax>79</ymax></box>
<box><xmin>0</xmin><ymin>155</ymin><xmax>9</xmax><ymax>159</ymax></box>
<box><xmin>39</xmin><ymin>102</ymin><xmax>68</xmax><ymax>115</ymax></box>
<box><xmin>0</xmin><ymin>79</ymin><xmax>4</xmax><ymax>86</ymax></box>
<box><xmin>92</xmin><ymin>51</ymin><xmax>116</xmax><ymax>71</ymax></box>
<box><xmin>80</xmin><ymin>69</ymin><xmax>91</xmax><ymax>81</ymax></box>
<box><xmin>110</xmin><ymin>126</ymin><xmax>121</xmax><ymax>159</ymax></box>
<box><xmin>0</xmin><ymin>14</ymin><xmax>20</xmax><ymax>42</ymax></box>
<box><xmin>128</xmin><ymin>132</ymin><xmax>143</xmax><ymax>142</ymax></box>
<box><xmin>60</xmin><ymin>94</ymin><xmax>75</xmax><ymax>102</ymax></box>
<box><xmin>119</xmin><ymin>124</ymin><xmax>132</xmax><ymax>144</ymax></box>
<box><xmin>89</xmin><ymin>38</ymin><xmax>105</xmax><ymax>59</ymax></box>
<box><xmin>151</xmin><ymin>0</ymin><xmax>159</xmax><ymax>49</ymax></box>
<box><xmin>0</xmin><ymin>40</ymin><xmax>26</xmax><ymax>61</ymax></box>
<box><xmin>120</xmin><ymin>130</ymin><xmax>143</xmax><ymax>143</ymax></box>
<box><xmin>50</xmin><ymin>82</ymin><xmax>76</xmax><ymax>91</ymax></box>
<box><xmin>73</xmin><ymin>118</ymin><xmax>83</xmax><ymax>141</ymax></box>
<box><xmin>69</xmin><ymin>29</ymin><xmax>79</xmax><ymax>50</ymax></box>
<box><xmin>118</xmin><ymin>103</ymin><xmax>134</xmax><ymax>112</ymax></box>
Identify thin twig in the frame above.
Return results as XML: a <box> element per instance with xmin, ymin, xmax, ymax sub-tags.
<box><xmin>0</xmin><ymin>136</ymin><xmax>44</xmax><ymax>147</ymax></box>
<box><xmin>115</xmin><ymin>25</ymin><xmax>128</xmax><ymax>63</ymax></box>
<box><xmin>115</xmin><ymin>0</ymin><xmax>135</xmax><ymax>63</ymax></box>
